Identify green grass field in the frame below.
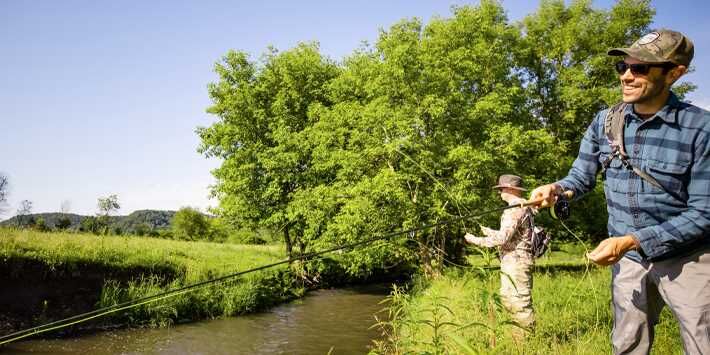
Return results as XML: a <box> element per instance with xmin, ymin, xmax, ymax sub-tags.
<box><xmin>0</xmin><ymin>227</ymin><xmax>285</xmax><ymax>282</ymax></box>
<box><xmin>371</xmin><ymin>245</ymin><xmax>684</xmax><ymax>355</ymax></box>
<box><xmin>0</xmin><ymin>229</ymin><xmax>687</xmax><ymax>353</ymax></box>
<box><xmin>0</xmin><ymin>228</ymin><xmax>298</xmax><ymax>331</ymax></box>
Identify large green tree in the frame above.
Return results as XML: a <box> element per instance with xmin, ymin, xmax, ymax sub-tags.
<box><xmin>200</xmin><ymin>0</ymin><xmax>680</xmax><ymax>276</ymax></box>
<box><xmin>172</xmin><ymin>207</ymin><xmax>210</xmax><ymax>241</ymax></box>
<box><xmin>198</xmin><ymin>43</ymin><xmax>341</xmax><ymax>257</ymax></box>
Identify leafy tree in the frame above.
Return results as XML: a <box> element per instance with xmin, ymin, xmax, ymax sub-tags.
<box><xmin>56</xmin><ymin>199</ymin><xmax>72</xmax><ymax>230</ymax></box>
<box><xmin>172</xmin><ymin>207</ymin><xmax>210</xmax><ymax>241</ymax></box>
<box><xmin>55</xmin><ymin>216</ymin><xmax>72</xmax><ymax>230</ymax></box>
<box><xmin>96</xmin><ymin>194</ymin><xmax>120</xmax><ymax>235</ymax></box>
<box><xmin>80</xmin><ymin>216</ymin><xmax>101</xmax><ymax>234</ymax></box>
<box><xmin>134</xmin><ymin>223</ymin><xmax>152</xmax><ymax>236</ymax></box>
<box><xmin>200</xmin><ymin>0</ymin><xmax>670</xmax><ymax>276</ymax></box>
<box><xmin>97</xmin><ymin>194</ymin><xmax>120</xmax><ymax>216</ymax></box>
<box><xmin>0</xmin><ymin>174</ymin><xmax>8</xmax><ymax>215</ymax></box>
<box><xmin>34</xmin><ymin>217</ymin><xmax>49</xmax><ymax>232</ymax></box>
<box><xmin>198</xmin><ymin>43</ymin><xmax>341</xmax><ymax>256</ymax></box>
<box><xmin>518</xmin><ymin>0</ymin><xmax>653</xmax><ymax>150</ymax></box>
<box><xmin>16</xmin><ymin>200</ymin><xmax>33</xmax><ymax>227</ymax></box>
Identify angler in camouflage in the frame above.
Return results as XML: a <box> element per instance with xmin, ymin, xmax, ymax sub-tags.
<box><xmin>464</xmin><ymin>174</ymin><xmax>536</xmax><ymax>336</ymax></box>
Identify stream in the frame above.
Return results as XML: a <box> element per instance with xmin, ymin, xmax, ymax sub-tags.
<box><xmin>2</xmin><ymin>284</ymin><xmax>392</xmax><ymax>355</ymax></box>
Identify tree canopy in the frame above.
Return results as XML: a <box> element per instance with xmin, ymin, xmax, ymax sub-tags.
<box><xmin>199</xmin><ymin>0</ymin><xmax>682</xmax><ymax>275</ymax></box>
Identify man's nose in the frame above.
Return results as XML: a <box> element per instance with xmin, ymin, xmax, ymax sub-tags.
<box><xmin>619</xmin><ymin>68</ymin><xmax>634</xmax><ymax>82</ymax></box>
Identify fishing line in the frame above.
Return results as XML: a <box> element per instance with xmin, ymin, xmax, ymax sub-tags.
<box><xmin>556</xmin><ymin>217</ymin><xmax>604</xmax><ymax>336</ymax></box>
<box><xmin>0</xmin><ymin>200</ymin><xmax>530</xmax><ymax>346</ymax></box>
<box><xmin>382</xmin><ymin>126</ymin><xmax>476</xmax><ymax>232</ymax></box>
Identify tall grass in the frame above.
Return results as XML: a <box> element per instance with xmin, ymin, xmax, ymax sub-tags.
<box><xmin>0</xmin><ymin>227</ymin><xmax>301</xmax><ymax>330</ymax></box>
<box><xmin>372</xmin><ymin>246</ymin><xmax>684</xmax><ymax>354</ymax></box>
<box><xmin>0</xmin><ymin>227</ymin><xmax>284</xmax><ymax>282</ymax></box>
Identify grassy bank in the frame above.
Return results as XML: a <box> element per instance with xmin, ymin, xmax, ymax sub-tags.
<box><xmin>371</xmin><ymin>246</ymin><xmax>684</xmax><ymax>354</ymax></box>
<box><xmin>0</xmin><ymin>228</ymin><xmax>300</xmax><ymax>334</ymax></box>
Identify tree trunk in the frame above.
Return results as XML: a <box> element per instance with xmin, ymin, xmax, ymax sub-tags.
<box><xmin>284</xmin><ymin>227</ymin><xmax>293</xmax><ymax>260</ymax></box>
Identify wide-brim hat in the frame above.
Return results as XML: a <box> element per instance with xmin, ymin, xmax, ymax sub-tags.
<box><xmin>607</xmin><ymin>29</ymin><xmax>694</xmax><ymax>66</ymax></box>
<box><xmin>492</xmin><ymin>174</ymin><xmax>526</xmax><ymax>191</ymax></box>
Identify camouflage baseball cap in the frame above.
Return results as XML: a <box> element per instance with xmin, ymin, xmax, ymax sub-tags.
<box><xmin>608</xmin><ymin>29</ymin><xmax>694</xmax><ymax>66</ymax></box>
<box><xmin>492</xmin><ymin>174</ymin><xmax>526</xmax><ymax>191</ymax></box>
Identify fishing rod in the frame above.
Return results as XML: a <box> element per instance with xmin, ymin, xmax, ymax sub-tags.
<box><xmin>0</xmin><ymin>190</ymin><xmax>573</xmax><ymax>346</ymax></box>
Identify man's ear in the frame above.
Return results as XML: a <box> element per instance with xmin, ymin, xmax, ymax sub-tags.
<box><xmin>667</xmin><ymin>65</ymin><xmax>687</xmax><ymax>85</ymax></box>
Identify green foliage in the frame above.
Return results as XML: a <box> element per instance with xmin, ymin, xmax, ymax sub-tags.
<box><xmin>226</xmin><ymin>228</ymin><xmax>268</xmax><ymax>245</ymax></box>
<box><xmin>0</xmin><ymin>211</ymin><xmax>175</xmax><ymax>235</ymax></box>
<box><xmin>371</xmin><ymin>247</ymin><xmax>683</xmax><ymax>354</ymax></box>
<box><xmin>198</xmin><ymin>42</ymin><xmax>341</xmax><ymax>257</ymax></box>
<box><xmin>97</xmin><ymin>194</ymin><xmax>120</xmax><ymax>216</ymax></box>
<box><xmin>0</xmin><ymin>228</ymin><xmax>285</xmax><ymax>285</ymax></box>
<box><xmin>80</xmin><ymin>216</ymin><xmax>101</xmax><ymax>234</ymax></box>
<box><xmin>517</xmin><ymin>0</ymin><xmax>655</xmax><ymax>149</ymax></box>
<box><xmin>55</xmin><ymin>216</ymin><xmax>72</xmax><ymax>230</ymax></box>
<box><xmin>199</xmin><ymin>0</ymin><xmax>680</xmax><ymax>276</ymax></box>
<box><xmin>0</xmin><ymin>228</ymin><xmax>295</xmax><ymax>329</ymax></box>
<box><xmin>171</xmin><ymin>207</ymin><xmax>210</xmax><ymax>241</ymax></box>
<box><xmin>134</xmin><ymin>222</ymin><xmax>151</xmax><ymax>236</ymax></box>
<box><xmin>33</xmin><ymin>217</ymin><xmax>49</xmax><ymax>232</ymax></box>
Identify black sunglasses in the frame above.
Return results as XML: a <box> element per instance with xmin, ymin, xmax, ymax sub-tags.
<box><xmin>615</xmin><ymin>61</ymin><xmax>676</xmax><ymax>75</ymax></box>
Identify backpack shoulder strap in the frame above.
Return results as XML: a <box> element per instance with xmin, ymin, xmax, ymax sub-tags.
<box><xmin>604</xmin><ymin>102</ymin><xmax>628</xmax><ymax>158</ymax></box>
<box><xmin>602</xmin><ymin>102</ymin><xmax>672</xmax><ymax>195</ymax></box>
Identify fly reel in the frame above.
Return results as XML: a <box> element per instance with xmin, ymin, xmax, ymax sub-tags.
<box><xmin>549</xmin><ymin>193</ymin><xmax>571</xmax><ymax>220</ymax></box>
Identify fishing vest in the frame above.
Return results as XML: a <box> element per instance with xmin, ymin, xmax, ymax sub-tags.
<box><xmin>601</xmin><ymin>103</ymin><xmax>671</xmax><ymax>195</ymax></box>
<box><xmin>524</xmin><ymin>210</ymin><xmax>550</xmax><ymax>258</ymax></box>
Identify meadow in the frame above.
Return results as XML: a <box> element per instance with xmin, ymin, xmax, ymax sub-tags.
<box><xmin>0</xmin><ymin>228</ymin><xmax>300</xmax><ymax>333</ymax></box>
<box><xmin>1</xmin><ymin>228</ymin><xmax>687</xmax><ymax>354</ymax></box>
<box><xmin>0</xmin><ymin>227</ymin><xmax>285</xmax><ymax>282</ymax></box>
<box><xmin>371</xmin><ymin>244</ymin><xmax>684</xmax><ymax>355</ymax></box>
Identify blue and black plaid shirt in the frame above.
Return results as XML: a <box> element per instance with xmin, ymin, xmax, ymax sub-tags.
<box><xmin>558</xmin><ymin>92</ymin><xmax>710</xmax><ymax>261</ymax></box>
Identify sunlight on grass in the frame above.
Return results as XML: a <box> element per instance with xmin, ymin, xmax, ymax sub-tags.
<box><xmin>372</xmin><ymin>246</ymin><xmax>683</xmax><ymax>354</ymax></box>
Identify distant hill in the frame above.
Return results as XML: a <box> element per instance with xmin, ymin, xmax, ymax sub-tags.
<box><xmin>0</xmin><ymin>210</ymin><xmax>176</xmax><ymax>233</ymax></box>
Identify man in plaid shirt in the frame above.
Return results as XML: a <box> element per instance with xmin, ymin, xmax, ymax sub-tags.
<box><xmin>531</xmin><ymin>29</ymin><xmax>709</xmax><ymax>354</ymax></box>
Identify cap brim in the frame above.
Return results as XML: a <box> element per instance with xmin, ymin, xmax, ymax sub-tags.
<box><xmin>607</xmin><ymin>47</ymin><xmax>669</xmax><ymax>64</ymax></box>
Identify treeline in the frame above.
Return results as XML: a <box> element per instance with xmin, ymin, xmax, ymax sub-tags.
<box><xmin>0</xmin><ymin>210</ymin><xmax>174</xmax><ymax>234</ymax></box>
<box><xmin>0</xmin><ymin>208</ymin><xmax>271</xmax><ymax>244</ymax></box>
<box><xmin>199</xmin><ymin>0</ymin><xmax>694</xmax><ymax>276</ymax></box>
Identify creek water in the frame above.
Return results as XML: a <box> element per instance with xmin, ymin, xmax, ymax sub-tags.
<box><xmin>2</xmin><ymin>284</ymin><xmax>392</xmax><ymax>355</ymax></box>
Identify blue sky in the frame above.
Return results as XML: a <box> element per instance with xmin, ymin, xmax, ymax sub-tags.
<box><xmin>2</xmin><ymin>0</ymin><xmax>709</xmax><ymax>217</ymax></box>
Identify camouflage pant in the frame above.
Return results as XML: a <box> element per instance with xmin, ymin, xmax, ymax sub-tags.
<box><xmin>499</xmin><ymin>253</ymin><xmax>535</xmax><ymax>330</ymax></box>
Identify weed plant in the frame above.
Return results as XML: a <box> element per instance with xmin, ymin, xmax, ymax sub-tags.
<box><xmin>372</xmin><ymin>245</ymin><xmax>683</xmax><ymax>354</ymax></box>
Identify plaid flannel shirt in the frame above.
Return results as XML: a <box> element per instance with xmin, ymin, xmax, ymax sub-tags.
<box><xmin>558</xmin><ymin>92</ymin><xmax>710</xmax><ymax>261</ymax></box>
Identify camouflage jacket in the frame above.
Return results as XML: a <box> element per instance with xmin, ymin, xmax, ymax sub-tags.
<box><xmin>467</xmin><ymin>197</ymin><xmax>534</xmax><ymax>260</ymax></box>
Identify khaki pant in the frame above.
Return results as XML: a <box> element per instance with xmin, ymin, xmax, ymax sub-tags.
<box><xmin>500</xmin><ymin>253</ymin><xmax>535</xmax><ymax>330</ymax></box>
<box><xmin>611</xmin><ymin>246</ymin><xmax>710</xmax><ymax>355</ymax></box>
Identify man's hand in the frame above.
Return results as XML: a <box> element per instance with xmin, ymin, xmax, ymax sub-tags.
<box><xmin>586</xmin><ymin>235</ymin><xmax>641</xmax><ymax>266</ymax></box>
<box><xmin>529</xmin><ymin>183</ymin><xmax>562</xmax><ymax>208</ymax></box>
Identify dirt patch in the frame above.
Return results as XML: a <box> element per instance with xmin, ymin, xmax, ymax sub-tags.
<box><xmin>0</xmin><ymin>257</ymin><xmax>179</xmax><ymax>336</ymax></box>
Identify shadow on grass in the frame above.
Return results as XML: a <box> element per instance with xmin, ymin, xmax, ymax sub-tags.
<box><xmin>462</xmin><ymin>263</ymin><xmax>592</xmax><ymax>278</ymax></box>
<box><xmin>533</xmin><ymin>263</ymin><xmax>591</xmax><ymax>275</ymax></box>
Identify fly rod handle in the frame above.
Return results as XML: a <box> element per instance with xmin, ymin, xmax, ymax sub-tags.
<box><xmin>521</xmin><ymin>190</ymin><xmax>575</xmax><ymax>208</ymax></box>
